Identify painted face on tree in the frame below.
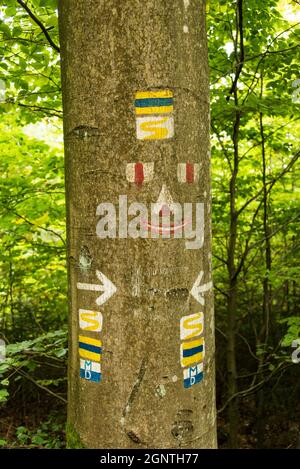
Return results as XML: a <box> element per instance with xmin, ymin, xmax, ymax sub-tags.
<box><xmin>126</xmin><ymin>162</ymin><xmax>201</xmax><ymax>235</ymax></box>
<box><xmin>94</xmin><ymin>90</ymin><xmax>207</xmax><ymax>250</ymax></box>
<box><xmin>95</xmin><ymin>160</ymin><xmax>205</xmax><ymax>250</ymax></box>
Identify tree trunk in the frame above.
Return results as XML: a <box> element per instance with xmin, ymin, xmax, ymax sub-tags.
<box><xmin>226</xmin><ymin>107</ymin><xmax>240</xmax><ymax>449</ymax></box>
<box><xmin>256</xmin><ymin>107</ymin><xmax>272</xmax><ymax>448</ymax></box>
<box><xmin>226</xmin><ymin>278</ymin><xmax>238</xmax><ymax>448</ymax></box>
<box><xmin>58</xmin><ymin>0</ymin><xmax>216</xmax><ymax>449</ymax></box>
<box><xmin>225</xmin><ymin>0</ymin><xmax>244</xmax><ymax>447</ymax></box>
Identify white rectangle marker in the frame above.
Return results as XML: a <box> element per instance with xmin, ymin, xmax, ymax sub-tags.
<box><xmin>79</xmin><ymin>309</ymin><xmax>103</xmax><ymax>332</ymax></box>
<box><xmin>136</xmin><ymin>115</ymin><xmax>174</xmax><ymax>140</ymax></box>
<box><xmin>180</xmin><ymin>312</ymin><xmax>204</xmax><ymax>341</ymax></box>
<box><xmin>126</xmin><ymin>162</ymin><xmax>154</xmax><ymax>183</ymax></box>
<box><xmin>80</xmin><ymin>359</ymin><xmax>101</xmax><ymax>383</ymax></box>
<box><xmin>177</xmin><ymin>163</ymin><xmax>200</xmax><ymax>183</ymax></box>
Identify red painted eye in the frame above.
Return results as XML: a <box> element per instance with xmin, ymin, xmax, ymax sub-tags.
<box><xmin>186</xmin><ymin>162</ymin><xmax>194</xmax><ymax>183</ymax></box>
<box><xmin>126</xmin><ymin>163</ymin><xmax>154</xmax><ymax>186</ymax></box>
<box><xmin>134</xmin><ymin>162</ymin><xmax>144</xmax><ymax>185</ymax></box>
<box><xmin>177</xmin><ymin>163</ymin><xmax>200</xmax><ymax>183</ymax></box>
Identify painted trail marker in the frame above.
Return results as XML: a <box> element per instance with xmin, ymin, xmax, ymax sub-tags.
<box><xmin>80</xmin><ymin>359</ymin><xmax>102</xmax><ymax>383</ymax></box>
<box><xmin>180</xmin><ymin>337</ymin><xmax>205</xmax><ymax>368</ymax></box>
<box><xmin>180</xmin><ymin>312</ymin><xmax>204</xmax><ymax>341</ymax></box>
<box><xmin>136</xmin><ymin>115</ymin><xmax>174</xmax><ymax>140</ymax></box>
<box><xmin>183</xmin><ymin>363</ymin><xmax>204</xmax><ymax>389</ymax></box>
<box><xmin>79</xmin><ymin>335</ymin><xmax>102</xmax><ymax>362</ymax></box>
<box><xmin>135</xmin><ymin>90</ymin><xmax>174</xmax><ymax>115</ymax></box>
<box><xmin>135</xmin><ymin>89</ymin><xmax>174</xmax><ymax>140</ymax></box>
<box><xmin>79</xmin><ymin>309</ymin><xmax>103</xmax><ymax>332</ymax></box>
<box><xmin>126</xmin><ymin>162</ymin><xmax>154</xmax><ymax>185</ymax></box>
<box><xmin>177</xmin><ymin>163</ymin><xmax>200</xmax><ymax>183</ymax></box>
<box><xmin>190</xmin><ymin>271</ymin><xmax>213</xmax><ymax>306</ymax></box>
<box><xmin>77</xmin><ymin>270</ymin><xmax>117</xmax><ymax>306</ymax></box>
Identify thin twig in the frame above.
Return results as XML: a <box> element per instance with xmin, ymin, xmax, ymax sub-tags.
<box><xmin>10</xmin><ymin>210</ymin><xmax>66</xmax><ymax>246</ymax></box>
<box><xmin>13</xmin><ymin>366</ymin><xmax>67</xmax><ymax>403</ymax></box>
<box><xmin>17</xmin><ymin>0</ymin><xmax>60</xmax><ymax>53</ymax></box>
<box><xmin>227</xmin><ymin>0</ymin><xmax>244</xmax><ymax>99</ymax></box>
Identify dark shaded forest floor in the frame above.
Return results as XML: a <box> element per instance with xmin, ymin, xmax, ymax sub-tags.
<box><xmin>0</xmin><ymin>397</ymin><xmax>66</xmax><ymax>449</ymax></box>
<box><xmin>1</xmin><ymin>355</ymin><xmax>299</xmax><ymax>449</ymax></box>
<box><xmin>218</xmin><ymin>399</ymin><xmax>300</xmax><ymax>449</ymax></box>
<box><xmin>1</xmin><ymin>385</ymin><xmax>299</xmax><ymax>449</ymax></box>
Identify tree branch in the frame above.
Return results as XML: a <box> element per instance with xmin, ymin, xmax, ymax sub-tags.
<box><xmin>17</xmin><ymin>102</ymin><xmax>63</xmax><ymax>119</ymax></box>
<box><xmin>239</xmin><ymin>117</ymin><xmax>300</xmax><ymax>162</ymax></box>
<box><xmin>236</xmin><ymin>149</ymin><xmax>300</xmax><ymax>217</ymax></box>
<box><xmin>231</xmin><ymin>149</ymin><xmax>300</xmax><ymax>281</ymax></box>
<box><xmin>17</xmin><ymin>0</ymin><xmax>60</xmax><ymax>53</ymax></box>
<box><xmin>242</xmin><ymin>23</ymin><xmax>300</xmax><ymax>104</ymax></box>
<box><xmin>13</xmin><ymin>366</ymin><xmax>67</xmax><ymax>403</ymax></box>
<box><xmin>227</xmin><ymin>0</ymin><xmax>244</xmax><ymax>100</ymax></box>
<box><xmin>214</xmin><ymin>284</ymin><xmax>229</xmax><ymax>299</ymax></box>
<box><xmin>10</xmin><ymin>210</ymin><xmax>66</xmax><ymax>246</ymax></box>
<box><xmin>217</xmin><ymin>362</ymin><xmax>292</xmax><ymax>414</ymax></box>
<box><xmin>211</xmin><ymin>122</ymin><xmax>233</xmax><ymax>173</ymax></box>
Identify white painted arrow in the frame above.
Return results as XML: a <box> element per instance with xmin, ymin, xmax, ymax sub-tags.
<box><xmin>77</xmin><ymin>270</ymin><xmax>117</xmax><ymax>306</ymax></box>
<box><xmin>190</xmin><ymin>271</ymin><xmax>213</xmax><ymax>305</ymax></box>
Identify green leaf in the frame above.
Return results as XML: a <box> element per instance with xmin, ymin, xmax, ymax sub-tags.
<box><xmin>0</xmin><ymin>389</ymin><xmax>9</xmax><ymax>403</ymax></box>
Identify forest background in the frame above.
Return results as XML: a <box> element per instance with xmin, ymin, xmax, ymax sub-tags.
<box><xmin>0</xmin><ymin>0</ymin><xmax>299</xmax><ymax>449</ymax></box>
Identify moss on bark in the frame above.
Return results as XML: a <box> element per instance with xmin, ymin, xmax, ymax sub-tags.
<box><xmin>66</xmin><ymin>422</ymin><xmax>86</xmax><ymax>449</ymax></box>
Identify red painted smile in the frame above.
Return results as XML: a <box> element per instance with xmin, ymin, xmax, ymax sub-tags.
<box><xmin>141</xmin><ymin>218</ymin><xmax>191</xmax><ymax>235</ymax></box>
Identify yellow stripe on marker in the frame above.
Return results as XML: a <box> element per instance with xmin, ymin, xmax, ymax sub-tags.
<box><xmin>181</xmin><ymin>353</ymin><xmax>204</xmax><ymax>368</ymax></box>
<box><xmin>78</xmin><ymin>335</ymin><xmax>102</xmax><ymax>347</ymax></box>
<box><xmin>135</xmin><ymin>90</ymin><xmax>173</xmax><ymax>100</ymax></box>
<box><xmin>135</xmin><ymin>105</ymin><xmax>173</xmax><ymax>115</ymax></box>
<box><xmin>79</xmin><ymin>349</ymin><xmax>102</xmax><ymax>362</ymax></box>
<box><xmin>183</xmin><ymin>337</ymin><xmax>204</xmax><ymax>350</ymax></box>
<box><xmin>180</xmin><ymin>337</ymin><xmax>205</xmax><ymax>368</ymax></box>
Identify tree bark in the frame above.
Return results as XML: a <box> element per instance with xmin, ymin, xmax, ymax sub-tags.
<box><xmin>226</xmin><ymin>107</ymin><xmax>240</xmax><ymax>449</ymax></box>
<box><xmin>225</xmin><ymin>0</ymin><xmax>244</xmax><ymax>447</ymax></box>
<box><xmin>59</xmin><ymin>0</ymin><xmax>216</xmax><ymax>448</ymax></box>
<box><xmin>256</xmin><ymin>105</ymin><xmax>272</xmax><ymax>448</ymax></box>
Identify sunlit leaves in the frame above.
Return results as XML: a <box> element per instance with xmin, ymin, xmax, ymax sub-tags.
<box><xmin>0</xmin><ymin>1</ymin><xmax>61</xmax><ymax>122</ymax></box>
<box><xmin>208</xmin><ymin>0</ymin><xmax>300</xmax><ymax>361</ymax></box>
<box><xmin>0</xmin><ymin>112</ymin><xmax>66</xmax><ymax>338</ymax></box>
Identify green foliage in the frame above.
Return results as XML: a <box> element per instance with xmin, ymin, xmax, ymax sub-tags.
<box><xmin>280</xmin><ymin>316</ymin><xmax>300</xmax><ymax>347</ymax></box>
<box><xmin>208</xmin><ymin>0</ymin><xmax>300</xmax><ymax>347</ymax></box>
<box><xmin>8</xmin><ymin>413</ymin><xmax>65</xmax><ymax>448</ymax></box>
<box><xmin>0</xmin><ymin>3</ymin><xmax>66</xmax><ymax>443</ymax></box>
<box><xmin>0</xmin><ymin>329</ymin><xmax>67</xmax><ymax>406</ymax></box>
<box><xmin>207</xmin><ymin>0</ymin><xmax>300</xmax><ymax>446</ymax></box>
<box><xmin>0</xmin><ymin>0</ymin><xmax>61</xmax><ymax>122</ymax></box>
<box><xmin>0</xmin><ymin>112</ymin><xmax>66</xmax><ymax>339</ymax></box>
<box><xmin>0</xmin><ymin>389</ymin><xmax>9</xmax><ymax>404</ymax></box>
<box><xmin>14</xmin><ymin>414</ymin><xmax>65</xmax><ymax>448</ymax></box>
